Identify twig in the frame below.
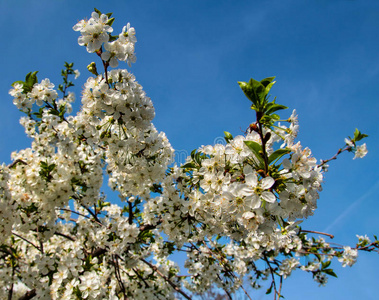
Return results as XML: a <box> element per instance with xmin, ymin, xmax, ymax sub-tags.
<box><xmin>54</xmin><ymin>231</ymin><xmax>76</xmax><ymax>242</ymax></box>
<box><xmin>8</xmin><ymin>159</ymin><xmax>27</xmax><ymax>169</ymax></box>
<box><xmin>128</xmin><ymin>200</ymin><xmax>133</xmax><ymax>225</ymax></box>
<box><xmin>141</xmin><ymin>258</ymin><xmax>192</xmax><ymax>300</ymax></box>
<box><xmin>278</xmin><ymin>275</ymin><xmax>283</xmax><ymax>300</ymax></box>
<box><xmin>300</xmin><ymin>229</ymin><xmax>334</xmax><ymax>239</ymax></box>
<box><xmin>18</xmin><ymin>289</ymin><xmax>36</xmax><ymax>300</ymax></box>
<box><xmin>263</xmin><ymin>254</ymin><xmax>278</xmax><ymax>300</ymax></box>
<box><xmin>318</xmin><ymin>145</ymin><xmax>351</xmax><ymax>167</ymax></box>
<box><xmin>81</xmin><ymin>203</ymin><xmax>103</xmax><ymax>225</ymax></box>
<box><xmin>133</xmin><ymin>267</ymin><xmax>150</xmax><ymax>288</ymax></box>
<box><xmin>113</xmin><ymin>255</ymin><xmax>127</xmax><ymax>300</ymax></box>
<box><xmin>12</xmin><ymin>232</ymin><xmax>41</xmax><ymax>252</ymax></box>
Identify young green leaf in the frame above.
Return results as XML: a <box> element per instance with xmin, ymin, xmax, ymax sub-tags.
<box><xmin>323</xmin><ymin>269</ymin><xmax>338</xmax><ymax>278</ymax></box>
<box><xmin>268</xmin><ymin>148</ymin><xmax>291</xmax><ymax>165</ymax></box>
<box><xmin>244</xmin><ymin>140</ymin><xmax>265</xmax><ymax>166</ymax></box>
<box><xmin>353</xmin><ymin>128</ymin><xmax>368</xmax><ymax>142</ymax></box>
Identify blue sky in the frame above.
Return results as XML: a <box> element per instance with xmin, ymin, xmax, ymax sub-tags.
<box><xmin>1</xmin><ymin>0</ymin><xmax>379</xmax><ymax>299</ymax></box>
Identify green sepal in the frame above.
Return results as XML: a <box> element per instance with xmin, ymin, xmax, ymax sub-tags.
<box><xmin>108</xmin><ymin>34</ymin><xmax>118</xmax><ymax>42</ymax></box>
<box><xmin>107</xmin><ymin>17</ymin><xmax>115</xmax><ymax>27</ymax></box>
<box><xmin>94</xmin><ymin>8</ymin><xmax>102</xmax><ymax>15</ymax></box>
<box><xmin>268</xmin><ymin>148</ymin><xmax>290</xmax><ymax>165</ymax></box>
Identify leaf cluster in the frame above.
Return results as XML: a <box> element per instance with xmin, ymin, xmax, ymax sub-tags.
<box><xmin>12</xmin><ymin>71</ymin><xmax>38</xmax><ymax>93</ymax></box>
<box><xmin>238</xmin><ymin>77</ymin><xmax>287</xmax><ymax>126</ymax></box>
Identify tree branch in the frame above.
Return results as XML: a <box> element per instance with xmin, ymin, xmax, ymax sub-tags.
<box><xmin>140</xmin><ymin>258</ymin><xmax>192</xmax><ymax>300</ymax></box>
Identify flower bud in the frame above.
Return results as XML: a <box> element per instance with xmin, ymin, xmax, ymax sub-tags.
<box><xmin>87</xmin><ymin>62</ymin><xmax>98</xmax><ymax>76</ymax></box>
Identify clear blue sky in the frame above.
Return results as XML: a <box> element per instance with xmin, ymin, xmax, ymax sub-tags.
<box><xmin>0</xmin><ymin>1</ymin><xmax>378</xmax><ymax>299</ymax></box>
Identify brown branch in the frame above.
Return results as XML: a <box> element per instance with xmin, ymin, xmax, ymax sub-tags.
<box><xmin>240</xmin><ymin>285</ymin><xmax>253</xmax><ymax>300</ymax></box>
<box><xmin>18</xmin><ymin>289</ymin><xmax>36</xmax><ymax>300</ymax></box>
<box><xmin>8</xmin><ymin>159</ymin><xmax>27</xmax><ymax>169</ymax></box>
<box><xmin>263</xmin><ymin>254</ymin><xmax>279</xmax><ymax>300</ymax></box>
<box><xmin>278</xmin><ymin>276</ymin><xmax>283</xmax><ymax>300</ymax></box>
<box><xmin>12</xmin><ymin>232</ymin><xmax>41</xmax><ymax>252</ymax></box>
<box><xmin>54</xmin><ymin>231</ymin><xmax>76</xmax><ymax>242</ymax></box>
<box><xmin>141</xmin><ymin>258</ymin><xmax>192</xmax><ymax>300</ymax></box>
<box><xmin>128</xmin><ymin>200</ymin><xmax>133</xmax><ymax>225</ymax></box>
<box><xmin>133</xmin><ymin>267</ymin><xmax>150</xmax><ymax>288</ymax></box>
<box><xmin>81</xmin><ymin>203</ymin><xmax>103</xmax><ymax>225</ymax></box>
<box><xmin>318</xmin><ymin>145</ymin><xmax>351</xmax><ymax>167</ymax></box>
<box><xmin>300</xmin><ymin>229</ymin><xmax>334</xmax><ymax>239</ymax></box>
<box><xmin>113</xmin><ymin>255</ymin><xmax>127</xmax><ymax>300</ymax></box>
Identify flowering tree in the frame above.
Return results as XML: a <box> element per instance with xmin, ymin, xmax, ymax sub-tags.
<box><xmin>1</xmin><ymin>9</ymin><xmax>376</xmax><ymax>300</ymax></box>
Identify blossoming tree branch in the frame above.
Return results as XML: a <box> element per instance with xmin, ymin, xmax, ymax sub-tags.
<box><xmin>1</xmin><ymin>9</ymin><xmax>376</xmax><ymax>300</ymax></box>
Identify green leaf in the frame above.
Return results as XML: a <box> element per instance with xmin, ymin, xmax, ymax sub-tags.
<box><xmin>249</xmin><ymin>78</ymin><xmax>266</xmax><ymax>104</ymax></box>
<box><xmin>224</xmin><ymin>131</ymin><xmax>233</xmax><ymax>143</ymax></box>
<box><xmin>260</xmin><ymin>76</ymin><xmax>275</xmax><ymax>88</ymax></box>
<box><xmin>181</xmin><ymin>162</ymin><xmax>196</xmax><ymax>169</ymax></box>
<box><xmin>25</xmin><ymin>71</ymin><xmax>38</xmax><ymax>87</ymax></box>
<box><xmin>244</xmin><ymin>141</ymin><xmax>265</xmax><ymax>166</ymax></box>
<box><xmin>238</xmin><ymin>78</ymin><xmax>266</xmax><ymax>107</ymax></box>
<box><xmin>268</xmin><ymin>148</ymin><xmax>290</xmax><ymax>164</ymax></box>
<box><xmin>265</xmin><ymin>103</ymin><xmax>288</xmax><ymax>115</ymax></box>
<box><xmin>323</xmin><ymin>269</ymin><xmax>337</xmax><ymax>278</ymax></box>
<box><xmin>11</xmin><ymin>80</ymin><xmax>24</xmax><ymax>88</ymax></box>
<box><xmin>238</xmin><ymin>81</ymin><xmax>256</xmax><ymax>105</ymax></box>
<box><xmin>321</xmin><ymin>260</ymin><xmax>331</xmax><ymax>269</ymax></box>
<box><xmin>12</xmin><ymin>71</ymin><xmax>39</xmax><ymax>93</ymax></box>
<box><xmin>244</xmin><ymin>141</ymin><xmax>262</xmax><ymax>155</ymax></box>
<box><xmin>353</xmin><ymin>128</ymin><xmax>368</xmax><ymax>142</ymax></box>
<box><xmin>266</xmin><ymin>283</ymin><xmax>273</xmax><ymax>295</ymax></box>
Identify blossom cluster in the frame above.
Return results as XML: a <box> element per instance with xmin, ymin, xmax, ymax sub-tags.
<box><xmin>73</xmin><ymin>11</ymin><xmax>137</xmax><ymax>67</ymax></box>
<box><xmin>1</xmin><ymin>9</ymin><xmax>374</xmax><ymax>300</ymax></box>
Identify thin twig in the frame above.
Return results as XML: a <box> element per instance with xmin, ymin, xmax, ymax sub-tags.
<box><xmin>278</xmin><ymin>275</ymin><xmax>283</xmax><ymax>300</ymax></box>
<box><xmin>12</xmin><ymin>232</ymin><xmax>41</xmax><ymax>252</ymax></box>
<box><xmin>54</xmin><ymin>231</ymin><xmax>76</xmax><ymax>242</ymax></box>
<box><xmin>300</xmin><ymin>229</ymin><xmax>334</xmax><ymax>239</ymax></box>
<box><xmin>81</xmin><ymin>203</ymin><xmax>103</xmax><ymax>225</ymax></box>
<box><xmin>133</xmin><ymin>267</ymin><xmax>150</xmax><ymax>288</ymax></box>
<box><xmin>8</xmin><ymin>159</ymin><xmax>27</xmax><ymax>169</ymax></box>
<box><xmin>318</xmin><ymin>145</ymin><xmax>350</xmax><ymax>167</ymax></box>
<box><xmin>263</xmin><ymin>254</ymin><xmax>278</xmax><ymax>300</ymax></box>
<box><xmin>141</xmin><ymin>258</ymin><xmax>192</xmax><ymax>300</ymax></box>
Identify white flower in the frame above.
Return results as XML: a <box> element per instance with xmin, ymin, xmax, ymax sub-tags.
<box><xmin>74</xmin><ymin>69</ymin><xmax>80</xmax><ymax>79</ymax></box>
<box><xmin>353</xmin><ymin>143</ymin><xmax>368</xmax><ymax>159</ymax></box>
<box><xmin>338</xmin><ymin>246</ymin><xmax>358</xmax><ymax>267</ymax></box>
<box><xmin>245</xmin><ymin>172</ymin><xmax>276</xmax><ymax>205</ymax></box>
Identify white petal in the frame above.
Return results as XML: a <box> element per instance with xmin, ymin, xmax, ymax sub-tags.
<box><xmin>251</xmin><ymin>195</ymin><xmax>262</xmax><ymax>209</ymax></box>
<box><xmin>261</xmin><ymin>177</ymin><xmax>274</xmax><ymax>189</ymax></box>
<box><xmin>245</xmin><ymin>173</ymin><xmax>257</xmax><ymax>188</ymax></box>
<box><xmin>261</xmin><ymin>191</ymin><xmax>276</xmax><ymax>203</ymax></box>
